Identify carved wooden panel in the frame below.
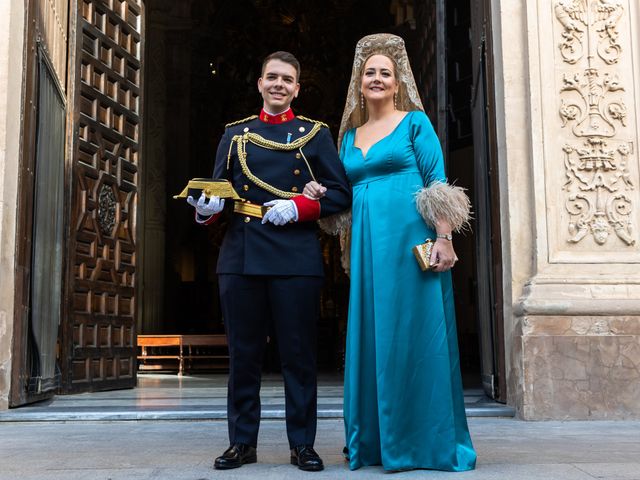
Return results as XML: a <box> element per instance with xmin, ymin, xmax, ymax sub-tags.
<box><xmin>64</xmin><ymin>0</ymin><xmax>143</xmax><ymax>392</ymax></box>
<box><xmin>35</xmin><ymin>0</ymin><xmax>69</xmax><ymax>88</ymax></box>
<box><xmin>414</xmin><ymin>0</ymin><xmax>446</xmax><ymax>140</ymax></box>
<box><xmin>446</xmin><ymin>2</ymin><xmax>473</xmax><ymax>150</ymax></box>
<box><xmin>413</xmin><ymin>0</ymin><xmax>439</xmax><ymax>125</ymax></box>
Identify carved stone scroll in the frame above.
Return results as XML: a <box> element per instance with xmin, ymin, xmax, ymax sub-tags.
<box><xmin>555</xmin><ymin>0</ymin><xmax>636</xmax><ymax>246</ymax></box>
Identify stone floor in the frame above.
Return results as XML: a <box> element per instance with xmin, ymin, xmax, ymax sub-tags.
<box><xmin>0</xmin><ymin>373</ymin><xmax>514</xmax><ymax>421</ymax></box>
<box><xmin>0</xmin><ymin>418</ymin><xmax>639</xmax><ymax>479</ymax></box>
<box><xmin>0</xmin><ymin>374</ymin><xmax>637</xmax><ymax>479</ymax></box>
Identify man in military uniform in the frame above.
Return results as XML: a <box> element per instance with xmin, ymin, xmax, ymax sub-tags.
<box><xmin>187</xmin><ymin>51</ymin><xmax>351</xmax><ymax>472</ymax></box>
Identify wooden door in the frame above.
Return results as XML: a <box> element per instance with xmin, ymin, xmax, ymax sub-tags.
<box><xmin>10</xmin><ymin>0</ymin><xmax>69</xmax><ymax>407</ymax></box>
<box><xmin>414</xmin><ymin>0</ymin><xmax>447</xmax><ymax>149</ymax></box>
<box><xmin>61</xmin><ymin>0</ymin><xmax>144</xmax><ymax>393</ymax></box>
<box><xmin>469</xmin><ymin>0</ymin><xmax>506</xmax><ymax>401</ymax></box>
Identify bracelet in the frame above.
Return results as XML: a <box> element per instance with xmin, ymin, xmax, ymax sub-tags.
<box><xmin>436</xmin><ymin>233</ymin><xmax>453</xmax><ymax>241</ymax></box>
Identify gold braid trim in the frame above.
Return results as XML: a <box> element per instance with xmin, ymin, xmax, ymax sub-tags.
<box><xmin>244</xmin><ymin>122</ymin><xmax>323</xmax><ymax>150</ymax></box>
<box><xmin>298</xmin><ymin>147</ymin><xmax>317</xmax><ymax>182</ymax></box>
<box><xmin>297</xmin><ymin>115</ymin><xmax>329</xmax><ymax>129</ymax></box>
<box><xmin>225</xmin><ymin>115</ymin><xmax>258</xmax><ymax>128</ymax></box>
<box><xmin>229</xmin><ymin>124</ymin><xmax>323</xmax><ymax>198</ymax></box>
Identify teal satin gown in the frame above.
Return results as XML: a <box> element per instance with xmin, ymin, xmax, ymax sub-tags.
<box><xmin>342</xmin><ymin>111</ymin><xmax>477</xmax><ymax>472</ymax></box>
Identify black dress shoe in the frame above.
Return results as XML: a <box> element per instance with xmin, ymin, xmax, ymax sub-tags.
<box><xmin>214</xmin><ymin>443</ymin><xmax>257</xmax><ymax>470</ymax></box>
<box><xmin>290</xmin><ymin>445</ymin><xmax>324</xmax><ymax>472</ymax></box>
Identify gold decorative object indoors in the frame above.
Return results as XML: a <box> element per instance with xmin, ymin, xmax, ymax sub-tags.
<box><xmin>173</xmin><ymin>178</ymin><xmax>241</xmax><ymax>201</ymax></box>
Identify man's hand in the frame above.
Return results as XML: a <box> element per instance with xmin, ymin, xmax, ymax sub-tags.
<box><xmin>261</xmin><ymin>200</ymin><xmax>298</xmax><ymax>226</ymax></box>
<box><xmin>187</xmin><ymin>193</ymin><xmax>225</xmax><ymax>216</ymax></box>
<box><xmin>303</xmin><ymin>180</ymin><xmax>327</xmax><ymax>200</ymax></box>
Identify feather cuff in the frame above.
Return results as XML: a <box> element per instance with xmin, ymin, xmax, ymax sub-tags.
<box><xmin>318</xmin><ymin>209</ymin><xmax>352</xmax><ymax>236</ymax></box>
<box><xmin>318</xmin><ymin>210</ymin><xmax>352</xmax><ymax>275</ymax></box>
<box><xmin>415</xmin><ymin>181</ymin><xmax>471</xmax><ymax>233</ymax></box>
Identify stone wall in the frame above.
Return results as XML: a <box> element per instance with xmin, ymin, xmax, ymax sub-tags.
<box><xmin>519</xmin><ymin>315</ymin><xmax>640</xmax><ymax>419</ymax></box>
<box><xmin>0</xmin><ymin>0</ymin><xmax>26</xmax><ymax>409</ymax></box>
<box><xmin>494</xmin><ymin>0</ymin><xmax>640</xmax><ymax>419</ymax></box>
<box><xmin>490</xmin><ymin>0</ymin><xmax>536</xmax><ymax>412</ymax></box>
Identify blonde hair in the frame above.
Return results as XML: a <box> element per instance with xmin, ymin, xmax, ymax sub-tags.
<box><xmin>361</xmin><ymin>52</ymin><xmax>399</xmax><ymax>79</ymax></box>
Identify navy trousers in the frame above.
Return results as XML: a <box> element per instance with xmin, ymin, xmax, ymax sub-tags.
<box><xmin>218</xmin><ymin>274</ymin><xmax>323</xmax><ymax>448</ymax></box>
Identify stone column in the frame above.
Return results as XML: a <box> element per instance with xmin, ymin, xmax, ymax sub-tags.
<box><xmin>0</xmin><ymin>0</ymin><xmax>26</xmax><ymax>409</ymax></box>
<box><xmin>494</xmin><ymin>0</ymin><xmax>640</xmax><ymax>419</ymax></box>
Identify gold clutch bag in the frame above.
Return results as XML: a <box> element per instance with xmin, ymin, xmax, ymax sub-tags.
<box><xmin>412</xmin><ymin>238</ymin><xmax>435</xmax><ymax>271</ymax></box>
<box><xmin>173</xmin><ymin>178</ymin><xmax>241</xmax><ymax>200</ymax></box>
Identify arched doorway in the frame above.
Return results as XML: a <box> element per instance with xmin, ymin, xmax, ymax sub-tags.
<box><xmin>10</xmin><ymin>0</ymin><xmax>504</xmax><ymax>406</ymax></box>
<box><xmin>138</xmin><ymin>0</ymin><xmax>504</xmax><ymax>395</ymax></box>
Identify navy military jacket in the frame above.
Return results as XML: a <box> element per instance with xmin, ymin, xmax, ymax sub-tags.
<box><xmin>211</xmin><ymin>115</ymin><xmax>351</xmax><ymax>276</ymax></box>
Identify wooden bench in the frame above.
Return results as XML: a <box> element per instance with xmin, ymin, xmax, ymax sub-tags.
<box><xmin>137</xmin><ymin>334</ymin><xmax>229</xmax><ymax>375</ymax></box>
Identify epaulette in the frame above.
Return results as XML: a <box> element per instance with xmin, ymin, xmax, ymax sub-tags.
<box><xmin>225</xmin><ymin>115</ymin><xmax>258</xmax><ymax>128</ymax></box>
<box><xmin>297</xmin><ymin>115</ymin><xmax>329</xmax><ymax>129</ymax></box>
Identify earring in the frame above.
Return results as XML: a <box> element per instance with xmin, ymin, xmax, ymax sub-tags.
<box><xmin>394</xmin><ymin>93</ymin><xmax>397</xmax><ymax>110</ymax></box>
<box><xmin>360</xmin><ymin>93</ymin><xmax>365</xmax><ymax>110</ymax></box>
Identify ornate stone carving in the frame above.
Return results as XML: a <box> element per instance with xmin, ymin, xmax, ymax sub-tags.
<box><xmin>563</xmin><ymin>138</ymin><xmax>634</xmax><ymax>244</ymax></box>
<box><xmin>555</xmin><ymin>0</ymin><xmax>624</xmax><ymax>65</ymax></box>
<box><xmin>559</xmin><ymin>69</ymin><xmax>623</xmax><ymax>138</ymax></box>
<box><xmin>555</xmin><ymin>0</ymin><xmax>636</xmax><ymax>246</ymax></box>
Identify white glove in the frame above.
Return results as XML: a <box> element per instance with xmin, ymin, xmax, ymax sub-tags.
<box><xmin>187</xmin><ymin>193</ymin><xmax>225</xmax><ymax>217</ymax></box>
<box><xmin>261</xmin><ymin>200</ymin><xmax>298</xmax><ymax>226</ymax></box>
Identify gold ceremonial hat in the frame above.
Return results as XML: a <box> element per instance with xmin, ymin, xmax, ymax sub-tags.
<box><xmin>173</xmin><ymin>178</ymin><xmax>241</xmax><ymax>200</ymax></box>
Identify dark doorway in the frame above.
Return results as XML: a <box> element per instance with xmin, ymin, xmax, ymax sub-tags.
<box><xmin>141</xmin><ymin>0</ymin><xmax>497</xmax><ymax>389</ymax></box>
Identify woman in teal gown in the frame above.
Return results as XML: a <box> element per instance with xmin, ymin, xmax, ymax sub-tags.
<box><xmin>308</xmin><ymin>34</ymin><xmax>476</xmax><ymax>472</ymax></box>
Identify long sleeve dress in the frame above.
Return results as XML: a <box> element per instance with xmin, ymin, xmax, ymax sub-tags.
<box><xmin>342</xmin><ymin>110</ymin><xmax>477</xmax><ymax>472</ymax></box>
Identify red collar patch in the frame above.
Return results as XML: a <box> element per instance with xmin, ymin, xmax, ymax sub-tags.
<box><xmin>259</xmin><ymin>108</ymin><xmax>295</xmax><ymax>124</ymax></box>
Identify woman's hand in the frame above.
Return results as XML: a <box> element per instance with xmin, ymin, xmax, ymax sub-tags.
<box><xmin>429</xmin><ymin>238</ymin><xmax>458</xmax><ymax>272</ymax></box>
<box><xmin>303</xmin><ymin>180</ymin><xmax>327</xmax><ymax>200</ymax></box>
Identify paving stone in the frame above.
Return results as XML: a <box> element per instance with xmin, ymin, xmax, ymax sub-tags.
<box><xmin>1</xmin><ymin>418</ymin><xmax>640</xmax><ymax>480</ymax></box>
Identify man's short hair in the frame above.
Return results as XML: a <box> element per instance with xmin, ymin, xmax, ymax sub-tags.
<box><xmin>261</xmin><ymin>51</ymin><xmax>301</xmax><ymax>81</ymax></box>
